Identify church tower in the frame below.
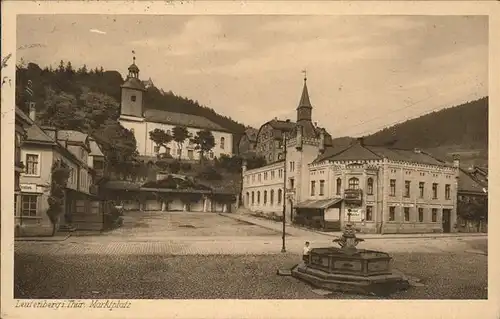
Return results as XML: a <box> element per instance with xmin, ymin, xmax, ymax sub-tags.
<box><xmin>120</xmin><ymin>55</ymin><xmax>146</xmax><ymax>119</ymax></box>
<box><xmin>296</xmin><ymin>73</ymin><xmax>312</xmax><ymax>125</ymax></box>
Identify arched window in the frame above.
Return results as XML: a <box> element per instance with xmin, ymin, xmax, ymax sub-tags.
<box><xmin>336</xmin><ymin>178</ymin><xmax>342</xmax><ymax>195</ymax></box>
<box><xmin>270</xmin><ymin>189</ymin><xmax>274</xmax><ymax>205</ymax></box>
<box><xmin>251</xmin><ymin>191</ymin><xmax>255</xmax><ymax>205</ymax></box>
<box><xmin>278</xmin><ymin>189</ymin><xmax>282</xmax><ymax>204</ymax></box>
<box><xmin>246</xmin><ymin>192</ymin><xmax>250</xmax><ymax>206</ymax></box>
<box><xmin>367</xmin><ymin>178</ymin><xmax>374</xmax><ymax>195</ymax></box>
<box><xmin>220</xmin><ymin>137</ymin><xmax>225</xmax><ymax>149</ymax></box>
<box><xmin>264</xmin><ymin>190</ymin><xmax>267</xmax><ymax>205</ymax></box>
<box><xmin>348</xmin><ymin>177</ymin><xmax>360</xmax><ymax>190</ymax></box>
<box><xmin>257</xmin><ymin>191</ymin><xmax>261</xmax><ymax>204</ymax></box>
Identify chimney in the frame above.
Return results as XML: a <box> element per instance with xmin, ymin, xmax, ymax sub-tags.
<box><xmin>452</xmin><ymin>154</ymin><xmax>460</xmax><ymax>168</ymax></box>
<box><xmin>296</xmin><ymin>125</ymin><xmax>303</xmax><ymax>150</ymax></box>
<box><xmin>357</xmin><ymin>137</ymin><xmax>365</xmax><ymax>146</ymax></box>
<box><xmin>28</xmin><ymin>102</ymin><xmax>36</xmax><ymax>121</ymax></box>
<box><xmin>41</xmin><ymin>126</ymin><xmax>57</xmax><ymax>141</ymax></box>
<box><xmin>414</xmin><ymin>148</ymin><xmax>421</xmax><ymax>154</ymax></box>
<box><xmin>319</xmin><ymin>129</ymin><xmax>325</xmax><ymax>153</ymax></box>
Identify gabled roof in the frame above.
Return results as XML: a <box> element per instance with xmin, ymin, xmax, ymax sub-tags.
<box><xmin>321</xmin><ymin>143</ymin><xmax>381</xmax><ymax>162</ymax></box>
<box><xmin>89</xmin><ymin>139</ymin><xmax>105</xmax><ymax>157</ymax></box>
<box><xmin>57</xmin><ymin>130</ymin><xmax>89</xmax><ymax>144</ymax></box>
<box><xmin>144</xmin><ymin>109</ymin><xmax>229</xmax><ymax>132</ymax></box>
<box><xmin>15</xmin><ymin>106</ymin><xmax>33</xmax><ymax>126</ymax></box>
<box><xmin>459</xmin><ymin>169</ymin><xmax>487</xmax><ymax>195</ymax></box>
<box><xmin>25</xmin><ymin>125</ymin><xmax>57</xmax><ymax>144</ymax></box>
<box><xmin>121</xmin><ymin>77</ymin><xmax>146</xmax><ymax>91</ymax></box>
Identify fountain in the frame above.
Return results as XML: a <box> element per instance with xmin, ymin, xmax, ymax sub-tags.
<box><xmin>291</xmin><ymin>210</ymin><xmax>409</xmax><ymax>296</ymax></box>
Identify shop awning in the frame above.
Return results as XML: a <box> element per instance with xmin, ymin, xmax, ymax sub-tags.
<box><xmin>295</xmin><ymin>198</ymin><xmax>342</xmax><ymax>209</ymax></box>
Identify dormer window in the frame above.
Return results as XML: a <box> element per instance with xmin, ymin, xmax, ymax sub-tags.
<box><xmin>131</xmin><ymin>95</ymin><xmax>137</xmax><ymax>102</ymax></box>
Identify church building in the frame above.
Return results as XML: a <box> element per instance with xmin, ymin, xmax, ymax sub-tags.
<box><xmin>118</xmin><ymin>57</ymin><xmax>234</xmax><ymax>161</ymax></box>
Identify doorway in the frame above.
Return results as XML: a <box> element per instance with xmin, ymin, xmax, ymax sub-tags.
<box><xmin>442</xmin><ymin>209</ymin><xmax>451</xmax><ymax>233</ymax></box>
<box><xmin>286</xmin><ymin>199</ymin><xmax>294</xmax><ymax>222</ymax></box>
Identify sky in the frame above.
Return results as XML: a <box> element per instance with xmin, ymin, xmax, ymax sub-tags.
<box><xmin>17</xmin><ymin>15</ymin><xmax>488</xmax><ymax>137</ymax></box>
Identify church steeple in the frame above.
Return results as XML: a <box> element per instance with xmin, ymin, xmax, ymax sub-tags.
<box><xmin>127</xmin><ymin>51</ymin><xmax>140</xmax><ymax>79</ymax></box>
<box><xmin>296</xmin><ymin>70</ymin><xmax>312</xmax><ymax>123</ymax></box>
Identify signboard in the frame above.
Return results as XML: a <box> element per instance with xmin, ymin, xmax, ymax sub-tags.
<box><xmin>345</xmin><ymin>208</ymin><xmax>363</xmax><ymax>222</ymax></box>
<box><xmin>325</xmin><ymin>207</ymin><xmax>340</xmax><ymax>221</ymax></box>
<box><xmin>20</xmin><ymin>184</ymin><xmax>37</xmax><ymax>192</ymax></box>
<box><xmin>344</xmin><ymin>189</ymin><xmax>362</xmax><ymax>200</ymax></box>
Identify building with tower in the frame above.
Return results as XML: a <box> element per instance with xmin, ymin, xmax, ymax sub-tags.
<box><xmin>241</xmin><ymin>75</ymin><xmax>459</xmax><ymax>234</ymax></box>
<box><xmin>118</xmin><ymin>56</ymin><xmax>234</xmax><ymax>160</ymax></box>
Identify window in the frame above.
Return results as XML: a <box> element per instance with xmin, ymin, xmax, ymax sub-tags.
<box><xmin>278</xmin><ymin>189</ymin><xmax>282</xmax><ymax>204</ymax></box>
<box><xmin>131</xmin><ymin>95</ymin><xmax>136</xmax><ymax>102</ymax></box>
<box><xmin>76</xmin><ymin>200</ymin><xmax>86</xmax><ymax>213</ymax></box>
<box><xmin>25</xmin><ymin>154</ymin><xmax>39</xmax><ymax>175</ymax></box>
<box><xmin>177</xmin><ymin>149</ymin><xmax>182</xmax><ymax>157</ymax></box>
<box><xmin>390</xmin><ymin>179</ymin><xmax>396</xmax><ymax>196</ymax></box>
<box><xmin>367</xmin><ymin>178</ymin><xmax>374</xmax><ymax>195</ymax></box>
<box><xmin>258</xmin><ymin>174</ymin><xmax>262</xmax><ymax>182</ymax></box>
<box><xmin>445</xmin><ymin>184</ymin><xmax>451</xmax><ymax>200</ymax></box>
<box><xmin>246</xmin><ymin>192</ymin><xmax>249</xmax><ymax>206</ymax></box>
<box><xmin>264</xmin><ymin>172</ymin><xmax>268</xmax><ymax>180</ymax></box>
<box><xmin>289</xmin><ymin>161</ymin><xmax>293</xmax><ymax>172</ymax></box>
<box><xmin>419</xmin><ymin>208</ymin><xmax>424</xmax><ymax>222</ymax></box>
<box><xmin>432</xmin><ymin>183</ymin><xmax>438</xmax><ymax>199</ymax></box>
<box><xmin>348</xmin><ymin>177</ymin><xmax>359</xmax><ymax>190</ymax></box>
<box><xmin>251</xmin><ymin>191</ymin><xmax>255</xmax><ymax>205</ymax></box>
<box><xmin>220</xmin><ymin>137</ymin><xmax>225</xmax><ymax>150</ymax></box>
<box><xmin>336</xmin><ymin>178</ymin><xmax>342</xmax><ymax>195</ymax></box>
<box><xmin>188</xmin><ymin>150</ymin><xmax>194</xmax><ymax>160</ymax></box>
<box><xmin>289</xmin><ymin>178</ymin><xmax>295</xmax><ymax>189</ymax></box>
<box><xmin>252</xmin><ymin>175</ymin><xmax>255</xmax><ymax>182</ymax></box>
<box><xmin>389</xmin><ymin>206</ymin><xmax>396</xmax><ymax>221</ymax></box>
<box><xmin>271</xmin><ymin>171</ymin><xmax>275</xmax><ymax>179</ymax></box>
<box><xmin>365</xmin><ymin>206</ymin><xmax>373</xmax><ymax>221</ymax></box>
<box><xmin>431</xmin><ymin>208</ymin><xmax>438</xmax><ymax>222</ymax></box>
<box><xmin>270</xmin><ymin>189</ymin><xmax>274</xmax><ymax>205</ymax></box>
<box><xmin>94</xmin><ymin>160</ymin><xmax>104</xmax><ymax>170</ymax></box>
<box><xmin>419</xmin><ymin>182</ymin><xmax>425</xmax><ymax>198</ymax></box>
<box><xmin>264</xmin><ymin>191</ymin><xmax>267</xmax><ymax>205</ymax></box>
<box><xmin>311</xmin><ymin>181</ymin><xmax>316</xmax><ymax>196</ymax></box>
<box><xmin>404</xmin><ymin>181</ymin><xmax>411</xmax><ymax>197</ymax></box>
<box><xmin>404</xmin><ymin>207</ymin><xmax>410</xmax><ymax>221</ymax></box>
<box><xmin>319</xmin><ymin>180</ymin><xmax>325</xmax><ymax>196</ymax></box>
<box><xmin>21</xmin><ymin>195</ymin><xmax>38</xmax><ymax>217</ymax></box>
<box><xmin>130</xmin><ymin>128</ymin><xmax>135</xmax><ymax>134</ymax></box>
<box><xmin>257</xmin><ymin>191</ymin><xmax>260</xmax><ymax>204</ymax></box>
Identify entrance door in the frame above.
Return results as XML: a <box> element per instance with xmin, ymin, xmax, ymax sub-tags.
<box><xmin>287</xmin><ymin>200</ymin><xmax>294</xmax><ymax>222</ymax></box>
<box><xmin>442</xmin><ymin>209</ymin><xmax>451</xmax><ymax>233</ymax></box>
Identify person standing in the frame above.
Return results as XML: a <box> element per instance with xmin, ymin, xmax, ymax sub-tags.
<box><xmin>303</xmin><ymin>241</ymin><xmax>311</xmax><ymax>263</ymax></box>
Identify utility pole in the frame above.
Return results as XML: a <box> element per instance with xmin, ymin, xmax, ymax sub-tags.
<box><xmin>281</xmin><ymin>133</ymin><xmax>287</xmax><ymax>253</ymax></box>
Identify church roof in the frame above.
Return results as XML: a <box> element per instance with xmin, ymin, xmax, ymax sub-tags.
<box><xmin>121</xmin><ymin>77</ymin><xmax>146</xmax><ymax>91</ymax></box>
<box><xmin>143</xmin><ymin>109</ymin><xmax>230</xmax><ymax>132</ymax></box>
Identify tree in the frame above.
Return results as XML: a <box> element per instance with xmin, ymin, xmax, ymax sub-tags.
<box><xmin>46</xmin><ymin>160</ymin><xmax>70</xmax><ymax>236</ymax></box>
<box><xmin>246</xmin><ymin>154</ymin><xmax>267</xmax><ymax>170</ymax></box>
<box><xmin>149</xmin><ymin>128</ymin><xmax>173</xmax><ymax>155</ymax></box>
<box><xmin>190</xmin><ymin>129</ymin><xmax>215</xmax><ymax>164</ymax></box>
<box><xmin>172</xmin><ymin>126</ymin><xmax>190</xmax><ymax>160</ymax></box>
<box><xmin>79</xmin><ymin>90</ymin><xmax>120</xmax><ymax>133</ymax></box>
<box><xmin>40</xmin><ymin>87</ymin><xmax>85</xmax><ymax>129</ymax></box>
<box><xmin>65</xmin><ymin>61</ymin><xmax>74</xmax><ymax>74</ymax></box>
<box><xmin>58</xmin><ymin>60</ymin><xmax>65</xmax><ymax>73</ymax></box>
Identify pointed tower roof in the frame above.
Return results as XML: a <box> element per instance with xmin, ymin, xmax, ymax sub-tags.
<box><xmin>297</xmin><ymin>75</ymin><xmax>312</xmax><ymax>110</ymax></box>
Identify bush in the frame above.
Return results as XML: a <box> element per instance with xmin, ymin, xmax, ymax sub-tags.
<box><xmin>169</xmin><ymin>160</ymin><xmax>181</xmax><ymax>174</ymax></box>
<box><xmin>196</xmin><ymin>165</ymin><xmax>222</xmax><ymax>180</ymax></box>
<box><xmin>180</xmin><ymin>163</ymin><xmax>192</xmax><ymax>171</ymax></box>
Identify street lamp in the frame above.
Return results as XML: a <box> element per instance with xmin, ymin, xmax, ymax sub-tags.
<box><xmin>281</xmin><ymin>133</ymin><xmax>287</xmax><ymax>253</ymax></box>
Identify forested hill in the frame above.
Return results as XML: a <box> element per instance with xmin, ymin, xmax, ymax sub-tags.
<box><xmin>15</xmin><ymin>61</ymin><xmax>247</xmax><ymax>135</ymax></box>
<box><xmin>363</xmin><ymin>97</ymin><xmax>488</xmax><ymax>151</ymax></box>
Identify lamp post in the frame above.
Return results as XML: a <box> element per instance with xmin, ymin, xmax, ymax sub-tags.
<box><xmin>281</xmin><ymin>133</ymin><xmax>287</xmax><ymax>253</ymax></box>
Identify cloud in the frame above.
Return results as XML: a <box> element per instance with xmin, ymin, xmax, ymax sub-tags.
<box><xmin>89</xmin><ymin>28</ymin><xmax>106</xmax><ymax>35</ymax></box>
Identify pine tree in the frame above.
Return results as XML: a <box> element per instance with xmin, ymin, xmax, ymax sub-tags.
<box><xmin>58</xmin><ymin>60</ymin><xmax>65</xmax><ymax>73</ymax></box>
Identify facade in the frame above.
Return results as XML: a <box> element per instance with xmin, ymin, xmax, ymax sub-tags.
<box><xmin>237</xmin><ymin>128</ymin><xmax>258</xmax><ymax>156</ymax></box>
<box><xmin>17</xmin><ymin>112</ymin><xmax>103</xmax><ymax>236</ymax></box>
<box><xmin>241</xmin><ymin>76</ymin><xmax>460</xmax><ymax>234</ymax></box>
<box><xmin>456</xmin><ymin>164</ymin><xmax>488</xmax><ymax>232</ymax></box>
<box><xmin>118</xmin><ymin>58</ymin><xmax>234</xmax><ymax>160</ymax></box>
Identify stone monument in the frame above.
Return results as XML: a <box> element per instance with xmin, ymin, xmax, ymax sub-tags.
<box><xmin>291</xmin><ymin>210</ymin><xmax>410</xmax><ymax>296</ymax></box>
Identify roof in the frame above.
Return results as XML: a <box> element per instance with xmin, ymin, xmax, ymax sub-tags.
<box><xmin>25</xmin><ymin>125</ymin><xmax>57</xmax><ymax>144</ymax></box>
<box><xmin>297</xmin><ymin>79</ymin><xmax>312</xmax><ymax>110</ymax></box>
<box><xmin>295</xmin><ymin>198</ymin><xmax>342</xmax><ymax>209</ymax></box>
<box><xmin>89</xmin><ymin>139</ymin><xmax>105</xmax><ymax>157</ymax></box>
<box><xmin>144</xmin><ymin>109</ymin><xmax>229</xmax><ymax>132</ymax></box>
<box><xmin>15</xmin><ymin>106</ymin><xmax>33</xmax><ymax>125</ymax></box>
<box><xmin>245</xmin><ymin>128</ymin><xmax>258</xmax><ymax>142</ymax></box>
<box><xmin>57</xmin><ymin>130</ymin><xmax>89</xmax><ymax>144</ymax></box>
<box><xmin>458</xmin><ymin>169</ymin><xmax>487</xmax><ymax>195</ymax></box>
<box><xmin>121</xmin><ymin>77</ymin><xmax>146</xmax><ymax>91</ymax></box>
<box><xmin>101</xmin><ymin>180</ymin><xmax>142</xmax><ymax>191</ymax></box>
<box><xmin>366</xmin><ymin>146</ymin><xmax>446</xmax><ymax>166</ymax></box>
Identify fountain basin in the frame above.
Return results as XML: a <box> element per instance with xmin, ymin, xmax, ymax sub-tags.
<box><xmin>291</xmin><ymin>247</ymin><xmax>409</xmax><ymax>296</ymax></box>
